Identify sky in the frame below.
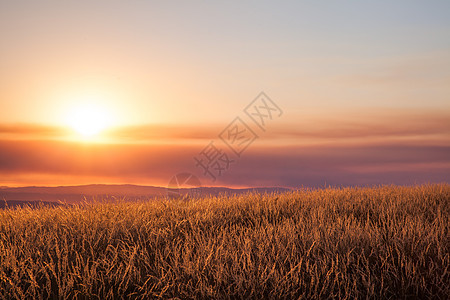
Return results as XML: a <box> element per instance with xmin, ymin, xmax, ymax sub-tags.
<box><xmin>0</xmin><ymin>1</ymin><xmax>449</xmax><ymax>188</ymax></box>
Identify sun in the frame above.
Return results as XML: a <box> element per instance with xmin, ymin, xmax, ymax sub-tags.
<box><xmin>67</xmin><ymin>103</ymin><xmax>111</xmax><ymax>138</ymax></box>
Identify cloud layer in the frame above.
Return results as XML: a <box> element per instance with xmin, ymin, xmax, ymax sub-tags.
<box><xmin>0</xmin><ymin>109</ymin><xmax>449</xmax><ymax>187</ymax></box>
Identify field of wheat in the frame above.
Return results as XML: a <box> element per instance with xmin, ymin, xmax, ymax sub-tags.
<box><xmin>0</xmin><ymin>184</ymin><xmax>448</xmax><ymax>299</ymax></box>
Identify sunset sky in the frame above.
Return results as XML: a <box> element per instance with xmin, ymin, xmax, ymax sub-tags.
<box><xmin>0</xmin><ymin>1</ymin><xmax>449</xmax><ymax>187</ymax></box>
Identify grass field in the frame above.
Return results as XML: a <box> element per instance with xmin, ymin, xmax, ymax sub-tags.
<box><xmin>0</xmin><ymin>184</ymin><xmax>448</xmax><ymax>299</ymax></box>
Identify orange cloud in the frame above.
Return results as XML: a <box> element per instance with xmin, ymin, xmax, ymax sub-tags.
<box><xmin>0</xmin><ymin>108</ymin><xmax>448</xmax><ymax>187</ymax></box>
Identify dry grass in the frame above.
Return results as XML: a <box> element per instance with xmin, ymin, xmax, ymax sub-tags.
<box><xmin>0</xmin><ymin>184</ymin><xmax>448</xmax><ymax>299</ymax></box>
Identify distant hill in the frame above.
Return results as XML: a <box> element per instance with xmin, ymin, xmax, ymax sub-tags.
<box><xmin>0</xmin><ymin>184</ymin><xmax>291</xmax><ymax>206</ymax></box>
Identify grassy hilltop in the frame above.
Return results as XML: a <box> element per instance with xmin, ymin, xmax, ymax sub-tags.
<box><xmin>0</xmin><ymin>185</ymin><xmax>448</xmax><ymax>299</ymax></box>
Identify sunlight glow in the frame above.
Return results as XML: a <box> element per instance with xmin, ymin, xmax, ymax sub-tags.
<box><xmin>67</xmin><ymin>102</ymin><xmax>112</xmax><ymax>137</ymax></box>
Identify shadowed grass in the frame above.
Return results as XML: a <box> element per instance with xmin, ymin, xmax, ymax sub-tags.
<box><xmin>0</xmin><ymin>184</ymin><xmax>448</xmax><ymax>299</ymax></box>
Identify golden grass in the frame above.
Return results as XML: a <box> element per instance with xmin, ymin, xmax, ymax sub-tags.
<box><xmin>0</xmin><ymin>184</ymin><xmax>448</xmax><ymax>299</ymax></box>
